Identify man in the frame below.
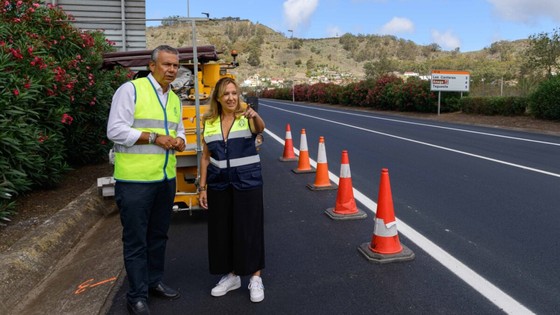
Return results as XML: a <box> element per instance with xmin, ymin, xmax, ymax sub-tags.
<box><xmin>107</xmin><ymin>45</ymin><xmax>186</xmax><ymax>315</ymax></box>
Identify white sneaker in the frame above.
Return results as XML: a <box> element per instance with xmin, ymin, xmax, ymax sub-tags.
<box><xmin>211</xmin><ymin>273</ymin><xmax>241</xmax><ymax>297</ymax></box>
<box><xmin>248</xmin><ymin>276</ymin><xmax>264</xmax><ymax>302</ymax></box>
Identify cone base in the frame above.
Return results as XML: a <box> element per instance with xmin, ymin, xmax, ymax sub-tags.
<box><xmin>279</xmin><ymin>157</ymin><xmax>298</xmax><ymax>162</ymax></box>
<box><xmin>306</xmin><ymin>183</ymin><xmax>337</xmax><ymax>191</ymax></box>
<box><xmin>357</xmin><ymin>242</ymin><xmax>415</xmax><ymax>264</ymax></box>
<box><xmin>292</xmin><ymin>168</ymin><xmax>315</xmax><ymax>174</ymax></box>
<box><xmin>325</xmin><ymin>208</ymin><xmax>367</xmax><ymax>220</ymax></box>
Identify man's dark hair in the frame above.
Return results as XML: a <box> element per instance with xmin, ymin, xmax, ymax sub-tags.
<box><xmin>151</xmin><ymin>45</ymin><xmax>179</xmax><ymax>62</ymax></box>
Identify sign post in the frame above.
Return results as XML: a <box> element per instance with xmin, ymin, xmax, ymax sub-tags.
<box><xmin>430</xmin><ymin>70</ymin><xmax>470</xmax><ymax>115</ymax></box>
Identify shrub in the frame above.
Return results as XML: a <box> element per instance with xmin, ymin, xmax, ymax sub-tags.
<box><xmin>439</xmin><ymin>93</ymin><xmax>463</xmax><ymax>113</ymax></box>
<box><xmin>528</xmin><ymin>75</ymin><xmax>560</xmax><ymax>120</ymax></box>
<box><xmin>366</xmin><ymin>75</ymin><xmax>403</xmax><ymax>109</ymax></box>
<box><xmin>294</xmin><ymin>84</ymin><xmax>308</xmax><ymax>102</ymax></box>
<box><xmin>323</xmin><ymin>83</ymin><xmax>342</xmax><ymax>105</ymax></box>
<box><xmin>395</xmin><ymin>78</ymin><xmax>438</xmax><ymax>112</ymax></box>
<box><xmin>306</xmin><ymin>82</ymin><xmax>340</xmax><ymax>104</ymax></box>
<box><xmin>461</xmin><ymin>96</ymin><xmax>527</xmax><ymax>116</ymax></box>
<box><xmin>342</xmin><ymin>80</ymin><xmax>375</xmax><ymax>107</ymax></box>
<box><xmin>337</xmin><ymin>83</ymin><xmax>355</xmax><ymax>106</ymax></box>
<box><xmin>0</xmin><ymin>0</ymin><xmax>130</xmax><ymax>219</ymax></box>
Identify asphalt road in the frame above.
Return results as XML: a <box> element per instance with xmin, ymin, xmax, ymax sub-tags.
<box><xmin>107</xmin><ymin>99</ymin><xmax>560</xmax><ymax>315</ymax></box>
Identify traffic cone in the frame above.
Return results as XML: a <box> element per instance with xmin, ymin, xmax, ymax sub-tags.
<box><xmin>358</xmin><ymin>168</ymin><xmax>415</xmax><ymax>263</ymax></box>
<box><xmin>325</xmin><ymin>150</ymin><xmax>367</xmax><ymax>220</ymax></box>
<box><xmin>292</xmin><ymin>128</ymin><xmax>315</xmax><ymax>174</ymax></box>
<box><xmin>279</xmin><ymin>123</ymin><xmax>298</xmax><ymax>162</ymax></box>
<box><xmin>306</xmin><ymin>136</ymin><xmax>337</xmax><ymax>191</ymax></box>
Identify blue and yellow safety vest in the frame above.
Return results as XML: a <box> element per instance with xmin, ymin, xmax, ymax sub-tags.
<box><xmin>113</xmin><ymin>77</ymin><xmax>181</xmax><ymax>182</ymax></box>
<box><xmin>203</xmin><ymin>116</ymin><xmax>262</xmax><ymax>190</ymax></box>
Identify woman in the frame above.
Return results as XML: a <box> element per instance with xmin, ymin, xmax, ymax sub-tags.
<box><xmin>198</xmin><ymin>77</ymin><xmax>266</xmax><ymax>303</ymax></box>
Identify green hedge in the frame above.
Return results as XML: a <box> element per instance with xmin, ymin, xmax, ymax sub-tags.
<box><xmin>528</xmin><ymin>76</ymin><xmax>560</xmax><ymax>120</ymax></box>
<box><xmin>460</xmin><ymin>96</ymin><xmax>527</xmax><ymax>116</ymax></box>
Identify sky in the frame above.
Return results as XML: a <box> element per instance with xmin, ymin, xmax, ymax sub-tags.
<box><xmin>146</xmin><ymin>0</ymin><xmax>560</xmax><ymax>52</ymax></box>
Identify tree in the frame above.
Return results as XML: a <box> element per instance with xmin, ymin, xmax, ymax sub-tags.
<box><xmin>339</xmin><ymin>33</ymin><xmax>358</xmax><ymax>52</ymax></box>
<box><xmin>247</xmin><ymin>49</ymin><xmax>261</xmax><ymax>66</ymax></box>
<box><xmin>306</xmin><ymin>57</ymin><xmax>315</xmax><ymax>71</ymax></box>
<box><xmin>364</xmin><ymin>55</ymin><xmax>395</xmax><ymax>80</ymax></box>
<box><xmin>428</xmin><ymin>43</ymin><xmax>442</xmax><ymax>52</ymax></box>
<box><xmin>525</xmin><ymin>28</ymin><xmax>560</xmax><ymax>77</ymax></box>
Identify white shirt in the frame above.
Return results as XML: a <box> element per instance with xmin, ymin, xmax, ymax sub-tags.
<box><xmin>107</xmin><ymin>73</ymin><xmax>186</xmax><ymax>147</ymax></box>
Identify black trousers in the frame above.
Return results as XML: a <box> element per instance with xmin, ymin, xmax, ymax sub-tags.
<box><xmin>115</xmin><ymin>179</ymin><xmax>175</xmax><ymax>303</ymax></box>
<box><xmin>208</xmin><ymin>186</ymin><xmax>265</xmax><ymax>276</ymax></box>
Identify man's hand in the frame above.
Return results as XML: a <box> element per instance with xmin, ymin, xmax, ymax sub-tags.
<box><xmin>154</xmin><ymin>134</ymin><xmax>184</xmax><ymax>151</ymax></box>
<box><xmin>173</xmin><ymin>137</ymin><xmax>186</xmax><ymax>152</ymax></box>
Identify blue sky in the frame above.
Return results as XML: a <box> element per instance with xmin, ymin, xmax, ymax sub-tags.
<box><xmin>146</xmin><ymin>0</ymin><xmax>560</xmax><ymax>52</ymax></box>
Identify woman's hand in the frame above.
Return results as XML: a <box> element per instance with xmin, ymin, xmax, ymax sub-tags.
<box><xmin>199</xmin><ymin>190</ymin><xmax>208</xmax><ymax>209</ymax></box>
<box><xmin>244</xmin><ymin>105</ymin><xmax>265</xmax><ymax>133</ymax></box>
<box><xmin>243</xmin><ymin>106</ymin><xmax>258</xmax><ymax>119</ymax></box>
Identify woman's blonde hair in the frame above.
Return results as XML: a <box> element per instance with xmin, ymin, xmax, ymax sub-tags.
<box><xmin>202</xmin><ymin>77</ymin><xmax>244</xmax><ymax>124</ymax></box>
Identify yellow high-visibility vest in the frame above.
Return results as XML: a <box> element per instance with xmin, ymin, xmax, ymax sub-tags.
<box><xmin>114</xmin><ymin>77</ymin><xmax>181</xmax><ymax>182</ymax></box>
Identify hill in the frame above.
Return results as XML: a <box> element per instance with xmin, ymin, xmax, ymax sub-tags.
<box><xmin>146</xmin><ymin>18</ymin><xmax>531</xmax><ymax>87</ymax></box>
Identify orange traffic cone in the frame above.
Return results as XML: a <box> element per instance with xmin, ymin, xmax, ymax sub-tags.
<box><xmin>325</xmin><ymin>150</ymin><xmax>367</xmax><ymax>220</ymax></box>
<box><xmin>306</xmin><ymin>136</ymin><xmax>337</xmax><ymax>191</ymax></box>
<box><xmin>358</xmin><ymin>168</ymin><xmax>415</xmax><ymax>263</ymax></box>
<box><xmin>292</xmin><ymin>128</ymin><xmax>315</xmax><ymax>174</ymax></box>
<box><xmin>279</xmin><ymin>123</ymin><xmax>298</xmax><ymax>162</ymax></box>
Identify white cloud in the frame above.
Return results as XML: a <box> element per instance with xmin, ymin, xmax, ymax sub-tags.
<box><xmin>487</xmin><ymin>0</ymin><xmax>560</xmax><ymax>23</ymax></box>
<box><xmin>283</xmin><ymin>0</ymin><xmax>319</xmax><ymax>30</ymax></box>
<box><xmin>431</xmin><ymin>29</ymin><xmax>461</xmax><ymax>50</ymax></box>
<box><xmin>379</xmin><ymin>17</ymin><xmax>415</xmax><ymax>35</ymax></box>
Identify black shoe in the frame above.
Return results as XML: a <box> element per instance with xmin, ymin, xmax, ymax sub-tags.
<box><xmin>127</xmin><ymin>300</ymin><xmax>150</xmax><ymax>315</ymax></box>
<box><xmin>149</xmin><ymin>282</ymin><xmax>181</xmax><ymax>300</ymax></box>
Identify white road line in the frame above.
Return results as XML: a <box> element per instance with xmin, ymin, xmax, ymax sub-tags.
<box><xmin>264</xmin><ymin>101</ymin><xmax>560</xmax><ymax>146</ymax></box>
<box><xmin>263</xmin><ymin>104</ymin><xmax>560</xmax><ymax>178</ymax></box>
<box><xmin>264</xmin><ymin>122</ymin><xmax>536</xmax><ymax>315</ymax></box>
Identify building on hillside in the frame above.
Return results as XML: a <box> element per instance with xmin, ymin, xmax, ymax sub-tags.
<box><xmin>403</xmin><ymin>71</ymin><xmax>419</xmax><ymax>77</ymax></box>
<box><xmin>44</xmin><ymin>0</ymin><xmax>146</xmax><ymax>51</ymax></box>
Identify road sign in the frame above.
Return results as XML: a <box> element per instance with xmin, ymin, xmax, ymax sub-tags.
<box><xmin>431</xmin><ymin>70</ymin><xmax>470</xmax><ymax>92</ymax></box>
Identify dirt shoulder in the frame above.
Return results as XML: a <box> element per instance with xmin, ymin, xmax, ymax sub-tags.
<box><xmin>0</xmin><ymin>163</ymin><xmax>114</xmax><ymax>252</ymax></box>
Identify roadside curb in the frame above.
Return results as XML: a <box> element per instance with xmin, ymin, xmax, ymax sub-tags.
<box><xmin>0</xmin><ymin>184</ymin><xmax>116</xmax><ymax>314</ymax></box>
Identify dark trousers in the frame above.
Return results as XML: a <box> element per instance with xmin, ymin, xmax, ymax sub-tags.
<box><xmin>208</xmin><ymin>186</ymin><xmax>265</xmax><ymax>276</ymax></box>
<box><xmin>115</xmin><ymin>179</ymin><xmax>175</xmax><ymax>303</ymax></box>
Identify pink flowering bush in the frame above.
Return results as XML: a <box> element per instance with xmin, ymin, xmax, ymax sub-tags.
<box><xmin>394</xmin><ymin>77</ymin><xmax>438</xmax><ymax>112</ymax></box>
<box><xmin>293</xmin><ymin>84</ymin><xmax>308</xmax><ymax>102</ymax></box>
<box><xmin>0</xmin><ymin>0</ymin><xmax>131</xmax><ymax>219</ymax></box>
<box><xmin>306</xmin><ymin>82</ymin><xmax>341</xmax><ymax>104</ymax></box>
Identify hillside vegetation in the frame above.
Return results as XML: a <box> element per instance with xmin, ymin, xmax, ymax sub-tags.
<box><xmin>146</xmin><ymin>18</ymin><xmax>533</xmax><ymax>96</ymax></box>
